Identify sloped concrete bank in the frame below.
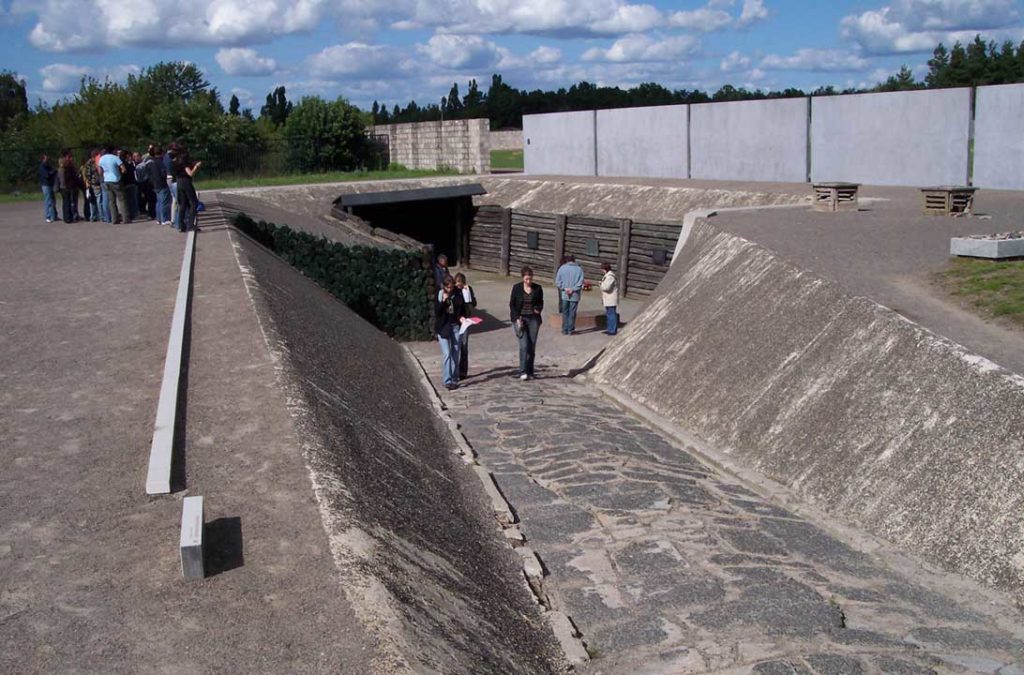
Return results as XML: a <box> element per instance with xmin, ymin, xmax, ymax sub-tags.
<box><xmin>229</xmin><ymin>231</ymin><xmax>565</xmax><ymax>674</ymax></box>
<box><xmin>591</xmin><ymin>217</ymin><xmax>1024</xmax><ymax>604</ymax></box>
<box><xmin>222</xmin><ymin>176</ymin><xmax>807</xmax><ymax>225</ymax></box>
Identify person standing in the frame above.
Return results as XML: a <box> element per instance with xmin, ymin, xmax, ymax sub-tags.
<box><xmin>98</xmin><ymin>146</ymin><xmax>127</xmax><ymax>224</ymax></box>
<box><xmin>39</xmin><ymin>154</ymin><xmax>57</xmax><ymax>223</ymax></box>
<box><xmin>172</xmin><ymin>147</ymin><xmax>202</xmax><ymax>232</ymax></box>
<box><xmin>555</xmin><ymin>255</ymin><xmax>584</xmax><ymax>335</ymax></box>
<box><xmin>433</xmin><ymin>253</ymin><xmax>449</xmax><ymax>293</ymax></box>
<box><xmin>600</xmin><ymin>262</ymin><xmax>619</xmax><ymax>336</ymax></box>
<box><xmin>164</xmin><ymin>145</ymin><xmax>178</xmax><ymax>229</ymax></box>
<box><xmin>149</xmin><ymin>145</ymin><xmax>171</xmax><ymax>226</ymax></box>
<box><xmin>509</xmin><ymin>266</ymin><xmax>544</xmax><ymax>380</ymax></box>
<box><xmin>121</xmin><ymin>150</ymin><xmax>139</xmax><ymax>220</ymax></box>
<box><xmin>436</xmin><ymin>274</ymin><xmax>466</xmax><ymax>390</ymax></box>
<box><xmin>80</xmin><ymin>151</ymin><xmax>99</xmax><ymax>221</ymax></box>
<box><xmin>56</xmin><ymin>150</ymin><xmax>76</xmax><ymax>223</ymax></box>
<box><xmin>454</xmin><ymin>272</ymin><xmax>476</xmax><ymax>379</ymax></box>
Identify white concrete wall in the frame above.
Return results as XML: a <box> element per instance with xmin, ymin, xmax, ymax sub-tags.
<box><xmin>811</xmin><ymin>89</ymin><xmax>971</xmax><ymax>186</ymax></box>
<box><xmin>523</xmin><ymin>111</ymin><xmax>596</xmax><ymax>176</ymax></box>
<box><xmin>690</xmin><ymin>98</ymin><xmax>808</xmax><ymax>182</ymax></box>
<box><xmin>596</xmin><ymin>105</ymin><xmax>688</xmax><ymax>179</ymax></box>
<box><xmin>973</xmin><ymin>83</ymin><xmax>1024</xmax><ymax>190</ymax></box>
<box><xmin>371</xmin><ymin>119</ymin><xmax>490</xmax><ymax>173</ymax></box>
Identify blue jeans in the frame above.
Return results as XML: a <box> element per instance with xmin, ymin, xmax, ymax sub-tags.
<box><xmin>41</xmin><ymin>185</ymin><xmax>56</xmax><ymax>220</ymax></box>
<box><xmin>561</xmin><ymin>299</ymin><xmax>579</xmax><ymax>335</ymax></box>
<box><xmin>170</xmin><ymin>182</ymin><xmax>179</xmax><ymax>228</ymax></box>
<box><xmin>438</xmin><ymin>334</ymin><xmax>460</xmax><ymax>386</ymax></box>
<box><xmin>605</xmin><ymin>306</ymin><xmax>619</xmax><ymax>335</ymax></box>
<box><xmin>517</xmin><ymin>316</ymin><xmax>540</xmax><ymax>376</ymax></box>
<box><xmin>155</xmin><ymin>187</ymin><xmax>171</xmax><ymax>224</ymax></box>
<box><xmin>100</xmin><ymin>184</ymin><xmax>111</xmax><ymax>222</ymax></box>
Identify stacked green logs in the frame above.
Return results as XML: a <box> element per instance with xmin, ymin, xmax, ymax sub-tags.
<box><xmin>232</xmin><ymin>212</ymin><xmax>434</xmax><ymax>340</ymax></box>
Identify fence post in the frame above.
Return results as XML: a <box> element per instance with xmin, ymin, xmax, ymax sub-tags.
<box><xmin>618</xmin><ymin>218</ymin><xmax>632</xmax><ymax>298</ymax></box>
<box><xmin>553</xmin><ymin>214</ymin><xmax>567</xmax><ymax>279</ymax></box>
<box><xmin>499</xmin><ymin>207</ymin><xmax>512</xmax><ymax>277</ymax></box>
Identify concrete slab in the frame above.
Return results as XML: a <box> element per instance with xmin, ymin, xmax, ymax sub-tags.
<box><xmin>179</xmin><ymin>496</ymin><xmax>204</xmax><ymax>579</ymax></box>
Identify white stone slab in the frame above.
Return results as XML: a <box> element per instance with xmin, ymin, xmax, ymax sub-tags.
<box><xmin>950</xmin><ymin>237</ymin><xmax>1024</xmax><ymax>259</ymax></box>
<box><xmin>180</xmin><ymin>496</ymin><xmax>205</xmax><ymax>580</ymax></box>
<box><xmin>146</xmin><ymin>230</ymin><xmax>195</xmax><ymax>494</ymax></box>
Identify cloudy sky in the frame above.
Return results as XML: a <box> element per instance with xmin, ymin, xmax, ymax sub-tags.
<box><xmin>2</xmin><ymin>0</ymin><xmax>1023</xmax><ymax>112</ymax></box>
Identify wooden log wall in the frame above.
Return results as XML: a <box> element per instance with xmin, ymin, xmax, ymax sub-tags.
<box><xmin>626</xmin><ymin>220</ymin><xmax>683</xmax><ymax>295</ymax></box>
<box><xmin>467</xmin><ymin>207</ymin><xmax>683</xmax><ymax>297</ymax></box>
<box><xmin>509</xmin><ymin>210</ymin><xmax>557</xmax><ymax>275</ymax></box>
<box><xmin>468</xmin><ymin>204</ymin><xmax>504</xmax><ymax>273</ymax></box>
<box><xmin>564</xmin><ymin>215</ymin><xmax>621</xmax><ymax>283</ymax></box>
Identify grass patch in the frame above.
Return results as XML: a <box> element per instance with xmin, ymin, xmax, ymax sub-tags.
<box><xmin>0</xmin><ymin>191</ymin><xmax>43</xmax><ymax>203</ymax></box>
<box><xmin>939</xmin><ymin>257</ymin><xmax>1024</xmax><ymax>327</ymax></box>
<box><xmin>490</xmin><ymin>149</ymin><xmax>523</xmax><ymax>170</ymax></box>
<box><xmin>195</xmin><ymin>167</ymin><xmax>457</xmax><ymax>191</ymax></box>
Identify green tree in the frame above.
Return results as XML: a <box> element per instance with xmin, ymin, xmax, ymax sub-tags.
<box><xmin>0</xmin><ymin>70</ymin><xmax>28</xmax><ymax>132</ymax></box>
<box><xmin>926</xmin><ymin>44</ymin><xmax>951</xmax><ymax>87</ymax></box>
<box><xmin>260</xmin><ymin>86</ymin><xmax>292</xmax><ymax>126</ymax></box>
<box><xmin>229</xmin><ymin>94</ymin><xmax>240</xmax><ymax>116</ymax></box>
<box><xmin>875</xmin><ymin>65</ymin><xmax>921</xmax><ymax>92</ymax></box>
<box><xmin>283</xmin><ymin>96</ymin><xmax>369</xmax><ymax>172</ymax></box>
<box><xmin>136</xmin><ymin>62</ymin><xmax>211</xmax><ymax>102</ymax></box>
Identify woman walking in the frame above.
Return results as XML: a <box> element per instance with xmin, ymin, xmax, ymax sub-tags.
<box><xmin>454</xmin><ymin>272</ymin><xmax>476</xmax><ymax>379</ymax></box>
<box><xmin>509</xmin><ymin>266</ymin><xmax>544</xmax><ymax>380</ymax></box>
<box><xmin>172</xmin><ymin>146</ymin><xmax>202</xmax><ymax>232</ymax></box>
<box><xmin>436</xmin><ymin>274</ymin><xmax>466</xmax><ymax>390</ymax></box>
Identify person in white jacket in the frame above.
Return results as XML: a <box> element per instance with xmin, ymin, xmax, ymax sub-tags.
<box><xmin>600</xmin><ymin>262</ymin><xmax>619</xmax><ymax>335</ymax></box>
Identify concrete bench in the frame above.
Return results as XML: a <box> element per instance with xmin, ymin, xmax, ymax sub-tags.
<box><xmin>180</xmin><ymin>496</ymin><xmax>205</xmax><ymax>580</ymax></box>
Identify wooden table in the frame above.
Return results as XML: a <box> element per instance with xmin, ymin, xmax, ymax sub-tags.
<box><xmin>812</xmin><ymin>182</ymin><xmax>860</xmax><ymax>212</ymax></box>
<box><xmin>921</xmin><ymin>186</ymin><xmax>978</xmax><ymax>216</ymax></box>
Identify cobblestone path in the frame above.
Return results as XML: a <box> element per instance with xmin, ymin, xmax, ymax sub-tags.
<box><xmin>413</xmin><ymin>350</ymin><xmax>1024</xmax><ymax>675</ymax></box>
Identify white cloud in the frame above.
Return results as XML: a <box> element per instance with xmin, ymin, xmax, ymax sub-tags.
<box><xmin>529</xmin><ymin>46</ymin><xmax>563</xmax><ymax>65</ymax></box>
<box><xmin>720</xmin><ymin>51</ymin><xmax>752</xmax><ymax>72</ymax></box>
<box><xmin>215</xmin><ymin>48</ymin><xmax>277</xmax><ymax>77</ymax></box>
<box><xmin>308</xmin><ymin>42</ymin><xmax>412</xmax><ymax>78</ymax></box>
<box><xmin>39</xmin><ymin>62</ymin><xmax>140</xmax><ymax>93</ymax></box>
<box><xmin>841</xmin><ymin>0</ymin><xmax>1023</xmax><ymax>54</ymax></box>
<box><xmin>419</xmin><ymin>34</ymin><xmax>502</xmax><ymax>70</ymax></box>
<box><xmin>760</xmin><ymin>49</ymin><xmax>869</xmax><ymax>72</ymax></box>
<box><xmin>736</xmin><ymin>0</ymin><xmax>769</xmax><ymax>28</ymax></box>
<box><xmin>583</xmin><ymin>34</ymin><xmax>701</xmax><ymax>63</ymax></box>
<box><xmin>668</xmin><ymin>7</ymin><xmax>733</xmax><ymax>32</ymax></box>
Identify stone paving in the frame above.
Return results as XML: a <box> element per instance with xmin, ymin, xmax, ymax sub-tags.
<box><xmin>410</xmin><ymin>346</ymin><xmax>1024</xmax><ymax>674</ymax></box>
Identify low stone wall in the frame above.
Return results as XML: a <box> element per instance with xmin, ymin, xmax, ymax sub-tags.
<box><xmin>489</xmin><ymin>130</ymin><xmax>522</xmax><ymax>151</ymax></box>
<box><xmin>591</xmin><ymin>217</ymin><xmax>1024</xmax><ymax>603</ymax></box>
<box><xmin>372</xmin><ymin>119</ymin><xmax>490</xmax><ymax>174</ymax></box>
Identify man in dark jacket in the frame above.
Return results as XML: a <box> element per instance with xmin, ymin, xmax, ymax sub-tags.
<box><xmin>435</xmin><ymin>273</ymin><xmax>466</xmax><ymax>390</ymax></box>
<box><xmin>39</xmin><ymin>154</ymin><xmax>57</xmax><ymax>222</ymax></box>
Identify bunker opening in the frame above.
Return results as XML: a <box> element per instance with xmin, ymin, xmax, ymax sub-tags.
<box><xmin>333</xmin><ymin>183</ymin><xmax>486</xmax><ymax>266</ymax></box>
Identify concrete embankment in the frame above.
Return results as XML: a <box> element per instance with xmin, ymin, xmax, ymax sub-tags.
<box><xmin>229</xmin><ymin>231</ymin><xmax>565</xmax><ymax>674</ymax></box>
<box><xmin>591</xmin><ymin>217</ymin><xmax>1024</xmax><ymax>603</ymax></box>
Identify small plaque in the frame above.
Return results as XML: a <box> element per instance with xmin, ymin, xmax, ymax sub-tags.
<box><xmin>586</xmin><ymin>238</ymin><xmax>600</xmax><ymax>257</ymax></box>
<box><xmin>652</xmin><ymin>248</ymin><xmax>667</xmax><ymax>265</ymax></box>
<box><xmin>527</xmin><ymin>231</ymin><xmax>539</xmax><ymax>250</ymax></box>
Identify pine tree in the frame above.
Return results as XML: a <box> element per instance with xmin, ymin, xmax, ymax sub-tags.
<box><xmin>228</xmin><ymin>94</ymin><xmax>240</xmax><ymax>116</ymax></box>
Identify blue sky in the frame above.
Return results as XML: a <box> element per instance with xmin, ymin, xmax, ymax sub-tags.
<box><xmin>2</xmin><ymin>0</ymin><xmax>1022</xmax><ymax>112</ymax></box>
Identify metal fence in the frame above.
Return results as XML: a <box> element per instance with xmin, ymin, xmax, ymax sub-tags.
<box><xmin>1</xmin><ymin>134</ymin><xmax>390</xmax><ymax>192</ymax></box>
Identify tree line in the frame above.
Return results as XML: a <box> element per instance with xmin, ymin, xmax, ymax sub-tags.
<box><xmin>371</xmin><ymin>35</ymin><xmax>1024</xmax><ymax>129</ymax></box>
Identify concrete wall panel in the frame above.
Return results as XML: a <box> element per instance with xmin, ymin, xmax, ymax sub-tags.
<box><xmin>372</xmin><ymin>119</ymin><xmax>490</xmax><ymax>174</ymax></box>
<box><xmin>973</xmin><ymin>83</ymin><xmax>1024</xmax><ymax>190</ymax></box>
<box><xmin>596</xmin><ymin>105</ymin><xmax>688</xmax><ymax>178</ymax></box>
<box><xmin>690</xmin><ymin>98</ymin><xmax>808</xmax><ymax>182</ymax></box>
<box><xmin>523</xmin><ymin>111</ymin><xmax>596</xmax><ymax>176</ymax></box>
<box><xmin>810</xmin><ymin>88</ymin><xmax>970</xmax><ymax>186</ymax></box>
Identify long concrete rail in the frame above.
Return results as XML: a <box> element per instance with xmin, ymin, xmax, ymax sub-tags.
<box><xmin>145</xmin><ymin>230</ymin><xmax>196</xmax><ymax>494</ymax></box>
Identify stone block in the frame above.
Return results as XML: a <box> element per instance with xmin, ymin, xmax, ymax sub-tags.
<box><xmin>950</xmin><ymin>237</ymin><xmax>1024</xmax><ymax>259</ymax></box>
<box><xmin>180</xmin><ymin>496</ymin><xmax>205</xmax><ymax>580</ymax></box>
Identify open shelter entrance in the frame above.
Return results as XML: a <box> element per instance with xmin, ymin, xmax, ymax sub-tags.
<box><xmin>332</xmin><ymin>183</ymin><xmax>486</xmax><ymax>266</ymax></box>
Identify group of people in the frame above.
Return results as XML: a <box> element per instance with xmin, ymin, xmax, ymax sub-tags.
<box><xmin>433</xmin><ymin>253</ymin><xmax>619</xmax><ymax>389</ymax></box>
<box><xmin>38</xmin><ymin>143</ymin><xmax>203</xmax><ymax>232</ymax></box>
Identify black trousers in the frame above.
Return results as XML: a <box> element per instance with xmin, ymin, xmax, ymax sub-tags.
<box><xmin>59</xmin><ymin>188</ymin><xmax>74</xmax><ymax>223</ymax></box>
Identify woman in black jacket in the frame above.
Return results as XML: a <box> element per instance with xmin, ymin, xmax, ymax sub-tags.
<box><xmin>436</xmin><ymin>274</ymin><xmax>467</xmax><ymax>390</ymax></box>
<box><xmin>509</xmin><ymin>266</ymin><xmax>544</xmax><ymax>380</ymax></box>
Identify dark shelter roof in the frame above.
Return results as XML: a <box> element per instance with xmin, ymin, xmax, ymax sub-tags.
<box><xmin>334</xmin><ymin>183</ymin><xmax>487</xmax><ymax>208</ymax></box>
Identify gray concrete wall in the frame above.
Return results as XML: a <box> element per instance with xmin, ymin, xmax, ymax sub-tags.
<box><xmin>596</xmin><ymin>105</ymin><xmax>688</xmax><ymax>179</ymax></box>
<box><xmin>372</xmin><ymin>119</ymin><xmax>490</xmax><ymax>174</ymax></box>
<box><xmin>973</xmin><ymin>83</ymin><xmax>1024</xmax><ymax>190</ymax></box>
<box><xmin>591</xmin><ymin>217</ymin><xmax>1024</xmax><ymax>603</ymax></box>
<box><xmin>489</xmin><ymin>129</ymin><xmax>523</xmax><ymax>151</ymax></box>
<box><xmin>810</xmin><ymin>88</ymin><xmax>971</xmax><ymax>186</ymax></box>
<box><xmin>691</xmin><ymin>98</ymin><xmax>808</xmax><ymax>182</ymax></box>
<box><xmin>523</xmin><ymin>111</ymin><xmax>596</xmax><ymax>176</ymax></box>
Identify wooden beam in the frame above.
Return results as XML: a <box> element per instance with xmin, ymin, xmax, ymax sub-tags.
<box><xmin>618</xmin><ymin>218</ymin><xmax>632</xmax><ymax>298</ymax></box>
